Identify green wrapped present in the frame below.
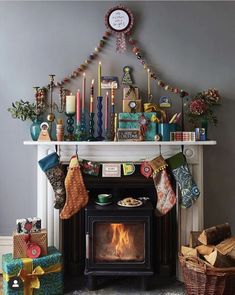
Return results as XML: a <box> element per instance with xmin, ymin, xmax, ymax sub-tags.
<box><xmin>2</xmin><ymin>246</ymin><xmax>63</xmax><ymax>295</ymax></box>
<box><xmin>118</xmin><ymin>112</ymin><xmax>158</xmax><ymax>141</ymax></box>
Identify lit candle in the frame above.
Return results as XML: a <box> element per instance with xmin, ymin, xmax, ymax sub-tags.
<box><xmin>90</xmin><ymin>79</ymin><xmax>95</xmax><ymax>113</ymax></box>
<box><xmin>105</xmin><ymin>91</ymin><xmax>109</xmax><ymax>130</ymax></box>
<box><xmin>98</xmin><ymin>61</ymin><xmax>102</xmax><ymax>97</ymax></box>
<box><xmin>82</xmin><ymin>73</ymin><xmax>86</xmax><ymax>112</ymax></box>
<box><xmin>147</xmin><ymin>68</ymin><xmax>151</xmax><ymax>98</ymax></box>
<box><xmin>76</xmin><ymin>89</ymin><xmax>81</xmax><ymax>123</ymax></box>
<box><xmin>111</xmin><ymin>83</ymin><xmax>115</xmax><ymax>113</ymax></box>
<box><xmin>66</xmin><ymin>93</ymin><xmax>76</xmax><ymax>114</ymax></box>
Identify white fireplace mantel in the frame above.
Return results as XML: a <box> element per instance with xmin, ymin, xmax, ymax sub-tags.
<box><xmin>24</xmin><ymin>140</ymin><xmax>216</xmax><ymax>279</ymax></box>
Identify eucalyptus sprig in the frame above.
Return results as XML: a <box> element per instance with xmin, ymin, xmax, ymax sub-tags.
<box><xmin>8</xmin><ymin>100</ymin><xmax>38</xmax><ymax>121</ymax></box>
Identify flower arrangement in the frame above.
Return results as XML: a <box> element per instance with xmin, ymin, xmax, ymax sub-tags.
<box><xmin>8</xmin><ymin>100</ymin><xmax>38</xmax><ymax>121</ymax></box>
<box><xmin>186</xmin><ymin>88</ymin><xmax>221</xmax><ymax>127</ymax></box>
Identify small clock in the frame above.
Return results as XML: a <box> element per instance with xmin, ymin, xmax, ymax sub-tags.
<box><xmin>128</xmin><ymin>100</ymin><xmax>137</xmax><ymax>112</ymax></box>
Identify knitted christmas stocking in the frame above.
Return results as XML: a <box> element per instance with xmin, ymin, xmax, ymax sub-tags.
<box><xmin>149</xmin><ymin>156</ymin><xmax>176</xmax><ymax>215</ymax></box>
<box><xmin>38</xmin><ymin>152</ymin><xmax>66</xmax><ymax>209</ymax></box>
<box><xmin>60</xmin><ymin>155</ymin><xmax>89</xmax><ymax>219</ymax></box>
<box><xmin>167</xmin><ymin>152</ymin><xmax>200</xmax><ymax>208</ymax></box>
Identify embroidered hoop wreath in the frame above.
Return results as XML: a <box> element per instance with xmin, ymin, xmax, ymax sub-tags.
<box><xmin>105</xmin><ymin>5</ymin><xmax>134</xmax><ymax>53</ymax></box>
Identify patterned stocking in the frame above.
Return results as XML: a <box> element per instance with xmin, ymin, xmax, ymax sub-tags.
<box><xmin>167</xmin><ymin>152</ymin><xmax>200</xmax><ymax>208</ymax></box>
<box><xmin>60</xmin><ymin>155</ymin><xmax>89</xmax><ymax>219</ymax></box>
<box><xmin>149</xmin><ymin>156</ymin><xmax>176</xmax><ymax>215</ymax></box>
<box><xmin>38</xmin><ymin>152</ymin><xmax>66</xmax><ymax>209</ymax></box>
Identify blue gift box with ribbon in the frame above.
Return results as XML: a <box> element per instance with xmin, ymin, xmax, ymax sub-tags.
<box><xmin>2</xmin><ymin>246</ymin><xmax>63</xmax><ymax>295</ymax></box>
<box><xmin>118</xmin><ymin>112</ymin><xmax>158</xmax><ymax>141</ymax></box>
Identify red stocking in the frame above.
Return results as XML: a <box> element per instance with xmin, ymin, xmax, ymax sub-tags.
<box><xmin>149</xmin><ymin>156</ymin><xmax>176</xmax><ymax>215</ymax></box>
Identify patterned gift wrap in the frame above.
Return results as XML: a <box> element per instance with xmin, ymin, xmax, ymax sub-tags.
<box><xmin>2</xmin><ymin>246</ymin><xmax>63</xmax><ymax>295</ymax></box>
<box><xmin>118</xmin><ymin>112</ymin><xmax>158</xmax><ymax>141</ymax></box>
<box><xmin>13</xmin><ymin>230</ymin><xmax>48</xmax><ymax>259</ymax></box>
<box><xmin>16</xmin><ymin>218</ymin><xmax>41</xmax><ymax>234</ymax></box>
<box><xmin>123</xmin><ymin>86</ymin><xmax>139</xmax><ymax>100</ymax></box>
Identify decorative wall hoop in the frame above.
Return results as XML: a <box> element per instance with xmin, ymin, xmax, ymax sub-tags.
<box><xmin>105</xmin><ymin>5</ymin><xmax>134</xmax><ymax>53</ymax></box>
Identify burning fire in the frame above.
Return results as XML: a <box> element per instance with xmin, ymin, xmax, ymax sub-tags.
<box><xmin>110</xmin><ymin>224</ymin><xmax>132</xmax><ymax>257</ymax></box>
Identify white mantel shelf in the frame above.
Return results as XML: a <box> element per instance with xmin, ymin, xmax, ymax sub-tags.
<box><xmin>25</xmin><ymin>139</ymin><xmax>216</xmax><ymax>281</ymax></box>
<box><xmin>24</xmin><ymin>140</ymin><xmax>216</xmax><ymax>146</ymax></box>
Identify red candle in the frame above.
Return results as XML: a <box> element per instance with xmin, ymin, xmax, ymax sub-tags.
<box><xmin>82</xmin><ymin>73</ymin><xmax>86</xmax><ymax>112</ymax></box>
<box><xmin>76</xmin><ymin>89</ymin><xmax>81</xmax><ymax>123</ymax></box>
<box><xmin>105</xmin><ymin>91</ymin><xmax>109</xmax><ymax>130</ymax></box>
<box><xmin>90</xmin><ymin>79</ymin><xmax>95</xmax><ymax>113</ymax></box>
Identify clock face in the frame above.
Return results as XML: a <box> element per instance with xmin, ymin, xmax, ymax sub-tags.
<box><xmin>108</xmin><ymin>9</ymin><xmax>130</xmax><ymax>32</ymax></box>
<box><xmin>129</xmin><ymin>100</ymin><xmax>137</xmax><ymax>109</ymax></box>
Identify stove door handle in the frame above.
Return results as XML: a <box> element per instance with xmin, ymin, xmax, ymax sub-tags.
<box><xmin>86</xmin><ymin>232</ymin><xmax>90</xmax><ymax>259</ymax></box>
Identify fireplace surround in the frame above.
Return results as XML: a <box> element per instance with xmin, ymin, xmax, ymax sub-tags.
<box><xmin>24</xmin><ymin>140</ymin><xmax>216</xmax><ymax>280</ymax></box>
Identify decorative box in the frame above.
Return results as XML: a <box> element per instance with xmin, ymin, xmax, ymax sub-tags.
<box><xmin>118</xmin><ymin>112</ymin><xmax>158</xmax><ymax>141</ymax></box>
<box><xmin>2</xmin><ymin>246</ymin><xmax>63</xmax><ymax>295</ymax></box>
<box><xmin>13</xmin><ymin>229</ymin><xmax>48</xmax><ymax>259</ymax></box>
<box><xmin>16</xmin><ymin>217</ymin><xmax>41</xmax><ymax>234</ymax></box>
<box><xmin>123</xmin><ymin>86</ymin><xmax>139</xmax><ymax>100</ymax></box>
<box><xmin>122</xmin><ymin>99</ymin><xmax>142</xmax><ymax>113</ymax></box>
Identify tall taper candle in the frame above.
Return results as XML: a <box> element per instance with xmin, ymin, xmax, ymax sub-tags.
<box><xmin>147</xmin><ymin>68</ymin><xmax>151</xmax><ymax>98</ymax></box>
<box><xmin>98</xmin><ymin>61</ymin><xmax>102</xmax><ymax>97</ymax></box>
<box><xmin>90</xmin><ymin>79</ymin><xmax>95</xmax><ymax>113</ymax></box>
<box><xmin>76</xmin><ymin>89</ymin><xmax>81</xmax><ymax>123</ymax></box>
<box><xmin>82</xmin><ymin>73</ymin><xmax>86</xmax><ymax>112</ymax></box>
<box><xmin>111</xmin><ymin>83</ymin><xmax>115</xmax><ymax>113</ymax></box>
<box><xmin>105</xmin><ymin>91</ymin><xmax>109</xmax><ymax>130</ymax></box>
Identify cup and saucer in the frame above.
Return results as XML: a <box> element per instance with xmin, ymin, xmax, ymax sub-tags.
<box><xmin>95</xmin><ymin>194</ymin><xmax>113</xmax><ymax>206</ymax></box>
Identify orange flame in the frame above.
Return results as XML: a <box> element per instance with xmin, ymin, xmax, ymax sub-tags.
<box><xmin>110</xmin><ymin>224</ymin><xmax>132</xmax><ymax>257</ymax></box>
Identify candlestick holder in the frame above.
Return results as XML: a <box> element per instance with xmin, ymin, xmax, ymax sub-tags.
<box><xmin>104</xmin><ymin>128</ymin><xmax>110</xmax><ymax>141</ymax></box>
<box><xmin>109</xmin><ymin>112</ymin><xmax>115</xmax><ymax>141</ymax></box>
<box><xmin>80</xmin><ymin>111</ymin><xmax>87</xmax><ymax>141</ymax></box>
<box><xmin>96</xmin><ymin>96</ymin><xmax>104</xmax><ymax>141</ymax></box>
<box><xmin>87</xmin><ymin>112</ymin><xmax>97</xmax><ymax>141</ymax></box>
<box><xmin>65</xmin><ymin>112</ymin><xmax>75</xmax><ymax>141</ymax></box>
<box><xmin>74</xmin><ymin>122</ymin><xmax>82</xmax><ymax>141</ymax></box>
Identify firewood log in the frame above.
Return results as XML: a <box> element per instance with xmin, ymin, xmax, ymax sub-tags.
<box><xmin>196</xmin><ymin>245</ymin><xmax>214</xmax><ymax>256</ymax></box>
<box><xmin>181</xmin><ymin>246</ymin><xmax>198</xmax><ymax>257</ymax></box>
<box><xmin>228</xmin><ymin>248</ymin><xmax>235</xmax><ymax>261</ymax></box>
<box><xmin>216</xmin><ymin>237</ymin><xmax>235</xmax><ymax>255</ymax></box>
<box><xmin>198</xmin><ymin>223</ymin><xmax>231</xmax><ymax>245</ymax></box>
<box><xmin>204</xmin><ymin>249</ymin><xmax>235</xmax><ymax>268</ymax></box>
<box><xmin>189</xmin><ymin>231</ymin><xmax>202</xmax><ymax>248</ymax></box>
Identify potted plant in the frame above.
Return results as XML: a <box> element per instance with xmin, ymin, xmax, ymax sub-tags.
<box><xmin>186</xmin><ymin>88</ymin><xmax>221</xmax><ymax>137</ymax></box>
<box><xmin>8</xmin><ymin>99</ymin><xmax>42</xmax><ymax>140</ymax></box>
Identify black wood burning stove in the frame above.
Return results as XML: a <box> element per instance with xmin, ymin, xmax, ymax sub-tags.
<box><xmin>84</xmin><ymin>201</ymin><xmax>154</xmax><ymax>290</ymax></box>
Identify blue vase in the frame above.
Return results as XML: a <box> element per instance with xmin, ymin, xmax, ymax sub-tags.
<box><xmin>30</xmin><ymin>118</ymin><xmax>41</xmax><ymax>141</ymax></box>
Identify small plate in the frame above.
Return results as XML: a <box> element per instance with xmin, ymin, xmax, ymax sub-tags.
<box><xmin>95</xmin><ymin>199</ymin><xmax>113</xmax><ymax>206</ymax></box>
<box><xmin>117</xmin><ymin>199</ymin><xmax>143</xmax><ymax>208</ymax></box>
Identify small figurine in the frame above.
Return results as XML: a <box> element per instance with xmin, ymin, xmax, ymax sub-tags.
<box><xmin>122</xmin><ymin>66</ymin><xmax>133</xmax><ymax>85</ymax></box>
<box><xmin>38</xmin><ymin>122</ymin><xmax>51</xmax><ymax>141</ymax></box>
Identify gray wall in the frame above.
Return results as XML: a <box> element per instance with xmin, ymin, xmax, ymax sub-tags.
<box><xmin>1</xmin><ymin>1</ymin><xmax>234</xmax><ymax>235</ymax></box>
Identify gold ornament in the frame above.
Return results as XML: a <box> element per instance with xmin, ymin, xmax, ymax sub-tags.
<box><xmin>47</xmin><ymin>113</ymin><xmax>55</xmax><ymax>122</ymax></box>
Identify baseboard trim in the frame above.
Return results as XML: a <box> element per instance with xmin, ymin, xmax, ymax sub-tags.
<box><xmin>0</xmin><ymin>236</ymin><xmax>13</xmax><ymax>273</ymax></box>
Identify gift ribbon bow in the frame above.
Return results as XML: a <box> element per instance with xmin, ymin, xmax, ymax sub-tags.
<box><xmin>3</xmin><ymin>257</ymin><xmax>62</xmax><ymax>295</ymax></box>
<box><xmin>144</xmin><ymin>103</ymin><xmax>167</xmax><ymax>123</ymax></box>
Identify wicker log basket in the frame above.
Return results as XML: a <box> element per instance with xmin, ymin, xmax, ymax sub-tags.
<box><xmin>179</xmin><ymin>253</ymin><xmax>235</xmax><ymax>295</ymax></box>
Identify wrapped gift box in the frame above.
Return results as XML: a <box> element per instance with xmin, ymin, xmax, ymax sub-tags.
<box><xmin>13</xmin><ymin>229</ymin><xmax>47</xmax><ymax>258</ymax></box>
<box><xmin>118</xmin><ymin>112</ymin><xmax>158</xmax><ymax>141</ymax></box>
<box><xmin>123</xmin><ymin>86</ymin><xmax>139</xmax><ymax>100</ymax></box>
<box><xmin>2</xmin><ymin>246</ymin><xmax>63</xmax><ymax>295</ymax></box>
<box><xmin>16</xmin><ymin>217</ymin><xmax>41</xmax><ymax>234</ymax></box>
<box><xmin>122</xmin><ymin>99</ymin><xmax>142</xmax><ymax>112</ymax></box>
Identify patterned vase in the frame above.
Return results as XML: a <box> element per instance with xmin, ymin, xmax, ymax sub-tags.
<box><xmin>30</xmin><ymin>118</ymin><xmax>41</xmax><ymax>141</ymax></box>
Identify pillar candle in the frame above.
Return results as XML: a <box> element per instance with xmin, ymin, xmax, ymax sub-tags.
<box><xmin>105</xmin><ymin>91</ymin><xmax>109</xmax><ymax>130</ymax></box>
<box><xmin>76</xmin><ymin>89</ymin><xmax>81</xmax><ymax>123</ymax></box>
<box><xmin>66</xmin><ymin>93</ymin><xmax>76</xmax><ymax>114</ymax></box>
<box><xmin>98</xmin><ymin>61</ymin><xmax>101</xmax><ymax>97</ymax></box>
<box><xmin>82</xmin><ymin>73</ymin><xmax>86</xmax><ymax>112</ymax></box>
<box><xmin>90</xmin><ymin>79</ymin><xmax>95</xmax><ymax>113</ymax></box>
